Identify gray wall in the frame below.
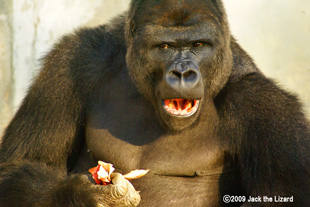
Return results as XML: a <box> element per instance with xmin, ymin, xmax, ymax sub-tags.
<box><xmin>1</xmin><ymin>0</ymin><xmax>310</xmax><ymax>135</ymax></box>
<box><xmin>0</xmin><ymin>0</ymin><xmax>13</xmax><ymax>135</ymax></box>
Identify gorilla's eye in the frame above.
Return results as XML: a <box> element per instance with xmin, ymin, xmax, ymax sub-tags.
<box><xmin>159</xmin><ymin>43</ymin><xmax>170</xmax><ymax>49</ymax></box>
<box><xmin>193</xmin><ymin>42</ymin><xmax>204</xmax><ymax>47</ymax></box>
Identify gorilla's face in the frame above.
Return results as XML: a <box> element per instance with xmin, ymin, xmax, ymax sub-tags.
<box><xmin>126</xmin><ymin>0</ymin><xmax>233</xmax><ymax>131</ymax></box>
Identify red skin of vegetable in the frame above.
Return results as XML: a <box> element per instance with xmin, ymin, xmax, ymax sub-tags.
<box><xmin>89</xmin><ymin>165</ymin><xmax>110</xmax><ymax>185</ymax></box>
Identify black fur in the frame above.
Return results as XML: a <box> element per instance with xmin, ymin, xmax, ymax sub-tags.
<box><xmin>0</xmin><ymin>0</ymin><xmax>309</xmax><ymax>206</ymax></box>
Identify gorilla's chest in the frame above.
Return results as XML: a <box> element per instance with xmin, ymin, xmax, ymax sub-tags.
<box><xmin>85</xmin><ymin>70</ymin><xmax>226</xmax><ymax>176</ymax></box>
<box><xmin>85</xmin><ymin>96</ymin><xmax>224</xmax><ymax>177</ymax></box>
<box><xmin>85</xmin><ymin>119</ymin><xmax>223</xmax><ymax>176</ymax></box>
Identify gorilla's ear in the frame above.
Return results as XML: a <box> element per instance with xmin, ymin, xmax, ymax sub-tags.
<box><xmin>125</xmin><ymin>2</ymin><xmax>137</xmax><ymax>44</ymax></box>
<box><xmin>125</xmin><ymin>14</ymin><xmax>135</xmax><ymax>45</ymax></box>
<box><xmin>125</xmin><ymin>18</ymin><xmax>136</xmax><ymax>45</ymax></box>
<box><xmin>129</xmin><ymin>20</ymin><xmax>136</xmax><ymax>38</ymax></box>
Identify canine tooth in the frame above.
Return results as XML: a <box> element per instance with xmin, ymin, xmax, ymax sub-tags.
<box><xmin>169</xmin><ymin>101</ymin><xmax>175</xmax><ymax>109</ymax></box>
<box><xmin>173</xmin><ymin>100</ymin><xmax>180</xmax><ymax>110</ymax></box>
<box><xmin>185</xmin><ymin>102</ymin><xmax>192</xmax><ymax>110</ymax></box>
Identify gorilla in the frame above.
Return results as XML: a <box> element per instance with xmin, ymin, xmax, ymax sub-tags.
<box><xmin>0</xmin><ymin>0</ymin><xmax>309</xmax><ymax>206</ymax></box>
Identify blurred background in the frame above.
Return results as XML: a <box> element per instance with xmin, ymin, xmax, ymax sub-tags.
<box><xmin>1</xmin><ymin>0</ymin><xmax>310</xmax><ymax>135</ymax></box>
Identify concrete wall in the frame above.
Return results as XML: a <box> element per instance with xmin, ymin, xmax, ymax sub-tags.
<box><xmin>1</xmin><ymin>0</ymin><xmax>309</xmax><ymax>134</ymax></box>
<box><xmin>0</xmin><ymin>0</ymin><xmax>13</xmax><ymax>134</ymax></box>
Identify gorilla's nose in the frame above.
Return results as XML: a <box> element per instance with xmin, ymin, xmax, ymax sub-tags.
<box><xmin>164</xmin><ymin>61</ymin><xmax>201</xmax><ymax>90</ymax></box>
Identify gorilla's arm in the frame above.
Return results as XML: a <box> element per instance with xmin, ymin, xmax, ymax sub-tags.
<box><xmin>0</xmin><ymin>161</ymin><xmax>97</xmax><ymax>206</ymax></box>
<box><xmin>217</xmin><ymin>72</ymin><xmax>310</xmax><ymax>206</ymax></box>
<box><xmin>0</xmin><ymin>33</ymin><xmax>85</xmax><ymax>167</ymax></box>
<box><xmin>0</xmin><ymin>23</ymin><xmax>138</xmax><ymax>206</ymax></box>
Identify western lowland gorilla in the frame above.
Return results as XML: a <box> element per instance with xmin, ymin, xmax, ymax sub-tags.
<box><xmin>0</xmin><ymin>0</ymin><xmax>309</xmax><ymax>206</ymax></box>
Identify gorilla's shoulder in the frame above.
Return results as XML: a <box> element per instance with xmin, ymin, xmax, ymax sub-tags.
<box><xmin>41</xmin><ymin>14</ymin><xmax>127</xmax><ymax>77</ymax></box>
<box><xmin>74</xmin><ymin>13</ymin><xmax>127</xmax><ymax>52</ymax></box>
<box><xmin>216</xmin><ymin>72</ymin><xmax>303</xmax><ymax>121</ymax></box>
<box><xmin>228</xmin><ymin>38</ymin><xmax>260</xmax><ymax>83</ymax></box>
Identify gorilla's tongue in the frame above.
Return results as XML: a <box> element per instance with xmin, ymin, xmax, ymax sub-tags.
<box><xmin>164</xmin><ymin>99</ymin><xmax>199</xmax><ymax>116</ymax></box>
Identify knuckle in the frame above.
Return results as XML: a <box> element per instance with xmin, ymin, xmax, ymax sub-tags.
<box><xmin>111</xmin><ymin>184</ymin><xmax>127</xmax><ymax>199</ymax></box>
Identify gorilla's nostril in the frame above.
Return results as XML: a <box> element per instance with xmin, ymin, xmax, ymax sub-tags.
<box><xmin>183</xmin><ymin>70</ymin><xmax>197</xmax><ymax>80</ymax></box>
<box><xmin>170</xmin><ymin>71</ymin><xmax>182</xmax><ymax>79</ymax></box>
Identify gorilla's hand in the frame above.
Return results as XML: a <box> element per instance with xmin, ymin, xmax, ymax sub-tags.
<box><xmin>49</xmin><ymin>172</ymin><xmax>140</xmax><ymax>207</ymax></box>
<box><xmin>92</xmin><ymin>173</ymin><xmax>141</xmax><ymax>207</ymax></box>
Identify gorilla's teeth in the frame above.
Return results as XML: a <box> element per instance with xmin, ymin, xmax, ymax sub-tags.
<box><xmin>185</xmin><ymin>101</ymin><xmax>192</xmax><ymax>111</ymax></box>
<box><xmin>163</xmin><ymin>99</ymin><xmax>199</xmax><ymax>116</ymax></box>
<box><xmin>169</xmin><ymin>102</ymin><xmax>175</xmax><ymax>109</ymax></box>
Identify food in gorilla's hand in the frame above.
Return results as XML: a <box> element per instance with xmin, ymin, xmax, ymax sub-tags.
<box><xmin>123</xmin><ymin>169</ymin><xmax>150</xmax><ymax>180</ymax></box>
<box><xmin>89</xmin><ymin>161</ymin><xmax>149</xmax><ymax>185</ymax></box>
<box><xmin>89</xmin><ymin>161</ymin><xmax>115</xmax><ymax>185</ymax></box>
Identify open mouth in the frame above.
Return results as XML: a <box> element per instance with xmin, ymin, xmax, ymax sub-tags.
<box><xmin>163</xmin><ymin>99</ymin><xmax>200</xmax><ymax>117</ymax></box>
